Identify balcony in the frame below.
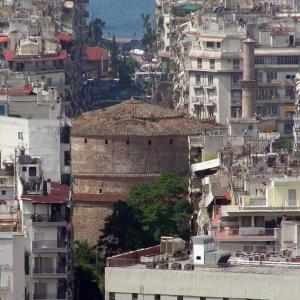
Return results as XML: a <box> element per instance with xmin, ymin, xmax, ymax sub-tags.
<box><xmin>32</xmin><ymin>240</ymin><xmax>67</xmax><ymax>253</ymax></box>
<box><xmin>32</xmin><ymin>265</ymin><xmax>66</xmax><ymax>278</ymax></box>
<box><xmin>32</xmin><ymin>214</ymin><xmax>66</xmax><ymax>227</ymax></box>
<box><xmin>33</xmin><ymin>293</ymin><xmax>66</xmax><ymax>300</ymax></box>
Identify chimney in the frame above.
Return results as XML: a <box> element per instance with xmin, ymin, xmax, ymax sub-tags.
<box><xmin>240</xmin><ymin>38</ymin><xmax>257</xmax><ymax>118</ymax></box>
<box><xmin>46</xmin><ymin>179</ymin><xmax>51</xmax><ymax>195</ymax></box>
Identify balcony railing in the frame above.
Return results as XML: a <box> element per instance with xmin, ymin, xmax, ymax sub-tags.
<box><xmin>33</xmin><ymin>293</ymin><xmax>66</xmax><ymax>300</ymax></box>
<box><xmin>32</xmin><ymin>240</ymin><xmax>66</xmax><ymax>250</ymax></box>
<box><xmin>32</xmin><ymin>214</ymin><xmax>65</xmax><ymax>223</ymax></box>
<box><xmin>33</xmin><ymin>265</ymin><xmax>66</xmax><ymax>275</ymax></box>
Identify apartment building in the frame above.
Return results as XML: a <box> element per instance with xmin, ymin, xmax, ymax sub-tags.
<box><xmin>186</xmin><ymin>20</ymin><xmax>245</xmax><ymax>124</ymax></box>
<box><xmin>207</xmin><ymin>176</ymin><xmax>300</xmax><ymax>252</ymax></box>
<box><xmin>0</xmin><ymin>161</ymin><xmax>25</xmax><ymax>300</ymax></box>
<box><xmin>18</xmin><ymin>151</ymin><xmax>71</xmax><ymax>300</ymax></box>
<box><xmin>105</xmin><ymin>236</ymin><xmax>300</xmax><ymax>300</ymax></box>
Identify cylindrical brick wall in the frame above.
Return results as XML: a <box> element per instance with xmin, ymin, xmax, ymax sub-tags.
<box><xmin>71</xmin><ymin>136</ymin><xmax>189</xmax><ymax>176</ymax></box>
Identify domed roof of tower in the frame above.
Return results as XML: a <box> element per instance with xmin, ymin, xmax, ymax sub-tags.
<box><xmin>71</xmin><ymin>99</ymin><xmax>211</xmax><ymax>137</ymax></box>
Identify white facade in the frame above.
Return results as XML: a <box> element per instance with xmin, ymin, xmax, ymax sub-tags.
<box><xmin>0</xmin><ymin>116</ymin><xmax>61</xmax><ymax>182</ymax></box>
<box><xmin>0</xmin><ymin>232</ymin><xmax>25</xmax><ymax>300</ymax></box>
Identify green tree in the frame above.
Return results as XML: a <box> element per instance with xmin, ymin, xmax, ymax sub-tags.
<box><xmin>89</xmin><ymin>18</ymin><xmax>105</xmax><ymax>45</ymax></box>
<box><xmin>141</xmin><ymin>13</ymin><xmax>157</xmax><ymax>51</ymax></box>
<box><xmin>110</xmin><ymin>35</ymin><xmax>120</xmax><ymax>78</ymax></box>
<box><xmin>99</xmin><ymin>172</ymin><xmax>192</xmax><ymax>257</ymax></box>
<box><xmin>74</xmin><ymin>241</ymin><xmax>103</xmax><ymax>300</ymax></box>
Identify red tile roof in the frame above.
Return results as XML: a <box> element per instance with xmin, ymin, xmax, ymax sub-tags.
<box><xmin>0</xmin><ymin>84</ymin><xmax>32</xmax><ymax>95</ymax></box>
<box><xmin>84</xmin><ymin>47</ymin><xmax>109</xmax><ymax>61</ymax></box>
<box><xmin>22</xmin><ymin>183</ymin><xmax>70</xmax><ymax>203</ymax></box>
<box><xmin>211</xmin><ymin>230</ymin><xmax>275</xmax><ymax>241</ymax></box>
<box><xmin>0</xmin><ymin>36</ymin><xmax>10</xmax><ymax>43</ymax></box>
<box><xmin>57</xmin><ymin>32</ymin><xmax>72</xmax><ymax>43</ymax></box>
<box><xmin>73</xmin><ymin>193</ymin><xmax>127</xmax><ymax>203</ymax></box>
<box><xmin>4</xmin><ymin>50</ymin><xmax>68</xmax><ymax>62</ymax></box>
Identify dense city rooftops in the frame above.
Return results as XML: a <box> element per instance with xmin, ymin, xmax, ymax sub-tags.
<box><xmin>71</xmin><ymin>99</ymin><xmax>210</xmax><ymax>137</ymax></box>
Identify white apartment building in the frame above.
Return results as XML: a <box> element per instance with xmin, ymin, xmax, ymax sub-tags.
<box><xmin>105</xmin><ymin>236</ymin><xmax>300</xmax><ymax>300</ymax></box>
<box><xmin>186</xmin><ymin>21</ymin><xmax>245</xmax><ymax>124</ymax></box>
<box><xmin>21</xmin><ymin>179</ymin><xmax>70</xmax><ymax>300</ymax></box>
<box><xmin>0</xmin><ymin>232</ymin><xmax>25</xmax><ymax>300</ymax></box>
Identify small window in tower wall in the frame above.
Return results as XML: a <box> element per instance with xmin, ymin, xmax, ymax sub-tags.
<box><xmin>126</xmin><ymin>140</ymin><xmax>130</xmax><ymax>145</ymax></box>
<box><xmin>148</xmin><ymin>140</ymin><xmax>152</xmax><ymax>145</ymax></box>
<box><xmin>105</xmin><ymin>139</ymin><xmax>108</xmax><ymax>144</ymax></box>
<box><xmin>109</xmin><ymin>293</ymin><xmax>115</xmax><ymax>300</ymax></box>
<box><xmin>84</xmin><ymin>138</ymin><xmax>87</xmax><ymax>144</ymax></box>
<box><xmin>169</xmin><ymin>139</ymin><xmax>173</xmax><ymax>145</ymax></box>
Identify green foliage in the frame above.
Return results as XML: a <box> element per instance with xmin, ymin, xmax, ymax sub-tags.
<box><xmin>141</xmin><ymin>13</ymin><xmax>157</xmax><ymax>51</ymax></box>
<box><xmin>74</xmin><ymin>241</ymin><xmax>103</xmax><ymax>300</ymax></box>
<box><xmin>110</xmin><ymin>35</ymin><xmax>120</xmax><ymax>78</ymax></box>
<box><xmin>89</xmin><ymin>18</ymin><xmax>105</xmax><ymax>45</ymax></box>
<box><xmin>277</xmin><ymin>137</ymin><xmax>292</xmax><ymax>151</ymax></box>
<box><xmin>99</xmin><ymin>172</ymin><xmax>192</xmax><ymax>257</ymax></box>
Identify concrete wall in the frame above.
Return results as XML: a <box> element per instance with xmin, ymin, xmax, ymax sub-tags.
<box><xmin>105</xmin><ymin>266</ymin><xmax>300</xmax><ymax>300</ymax></box>
<box><xmin>28</xmin><ymin>119</ymin><xmax>61</xmax><ymax>182</ymax></box>
<box><xmin>73</xmin><ymin>202</ymin><xmax>113</xmax><ymax>245</ymax></box>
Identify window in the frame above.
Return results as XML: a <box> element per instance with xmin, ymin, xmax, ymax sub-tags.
<box><xmin>288</xmin><ymin>189</ymin><xmax>296</xmax><ymax>206</ymax></box>
<box><xmin>257</xmin><ymin>72</ymin><xmax>263</xmax><ymax>82</ymax></box>
<box><xmin>208</xmin><ymin>74</ymin><xmax>214</xmax><ymax>85</ymax></box>
<box><xmin>64</xmin><ymin>151</ymin><xmax>70</xmax><ymax>166</ymax></box>
<box><xmin>0</xmin><ymin>105</ymin><xmax>5</xmax><ymax>116</ymax></box>
<box><xmin>266</xmin><ymin>71</ymin><xmax>277</xmax><ymax>82</ymax></box>
<box><xmin>254</xmin><ymin>216</ymin><xmax>265</xmax><ymax>227</ymax></box>
<box><xmin>132</xmin><ymin>294</ymin><xmax>138</xmax><ymax>300</ymax></box>
<box><xmin>233</xmin><ymin>59</ymin><xmax>240</xmax><ymax>70</ymax></box>
<box><xmin>169</xmin><ymin>139</ymin><xmax>173</xmax><ymax>145</ymax></box>
<box><xmin>195</xmin><ymin>74</ymin><xmax>201</xmax><ymax>85</ymax></box>
<box><xmin>206</xmin><ymin>41</ymin><xmax>214</xmax><ymax>48</ymax></box>
<box><xmin>197</xmin><ymin>58</ymin><xmax>202</xmax><ymax>68</ymax></box>
<box><xmin>148</xmin><ymin>140</ymin><xmax>152</xmax><ymax>146</ymax></box>
<box><xmin>196</xmin><ymin>256</ymin><xmax>201</xmax><ymax>260</ymax></box>
<box><xmin>22</xmin><ymin>166</ymin><xmax>27</xmax><ymax>172</ymax></box>
<box><xmin>154</xmin><ymin>295</ymin><xmax>160</xmax><ymax>300</ymax></box>
<box><xmin>29</xmin><ymin>167</ymin><xmax>37</xmax><ymax>177</ymax></box>
<box><xmin>25</xmin><ymin>253</ymin><xmax>29</xmax><ymax>275</ymax></box>
<box><xmin>231</xmin><ymin>73</ymin><xmax>240</xmax><ymax>86</ymax></box>
<box><xmin>99</xmin><ymin>189</ymin><xmax>102</xmax><ymax>194</ymax></box>
<box><xmin>216</xmin><ymin>42</ymin><xmax>221</xmax><ymax>48</ymax></box>
<box><xmin>105</xmin><ymin>139</ymin><xmax>108</xmax><ymax>144</ymax></box>
<box><xmin>126</xmin><ymin>140</ymin><xmax>130</xmax><ymax>145</ymax></box>
<box><xmin>177</xmin><ymin>297</ymin><xmax>183</xmax><ymax>300</ymax></box>
<box><xmin>210</xmin><ymin>59</ymin><xmax>215</xmax><ymax>70</ymax></box>
<box><xmin>84</xmin><ymin>138</ymin><xmax>87</xmax><ymax>144</ymax></box>
<box><xmin>18</xmin><ymin>131</ymin><xmax>23</xmax><ymax>140</ymax></box>
<box><xmin>240</xmin><ymin>216</ymin><xmax>252</xmax><ymax>227</ymax></box>
<box><xmin>109</xmin><ymin>293</ymin><xmax>115</xmax><ymax>300</ymax></box>
<box><xmin>1</xmin><ymin>191</ymin><xmax>6</xmax><ymax>196</ymax></box>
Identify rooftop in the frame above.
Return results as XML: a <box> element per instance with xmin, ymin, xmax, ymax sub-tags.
<box><xmin>73</xmin><ymin>193</ymin><xmax>127</xmax><ymax>203</ymax></box>
<box><xmin>22</xmin><ymin>183</ymin><xmax>70</xmax><ymax>204</ymax></box>
<box><xmin>71</xmin><ymin>99</ymin><xmax>210</xmax><ymax>137</ymax></box>
<box><xmin>84</xmin><ymin>47</ymin><xmax>109</xmax><ymax>61</ymax></box>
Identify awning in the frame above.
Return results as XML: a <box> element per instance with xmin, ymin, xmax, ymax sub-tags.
<box><xmin>191</xmin><ymin>158</ymin><xmax>220</xmax><ymax>173</ymax></box>
<box><xmin>198</xmin><ymin>36</ymin><xmax>225</xmax><ymax>42</ymax></box>
<box><xmin>284</xmin><ymin>105</ymin><xmax>295</xmax><ymax>113</ymax></box>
